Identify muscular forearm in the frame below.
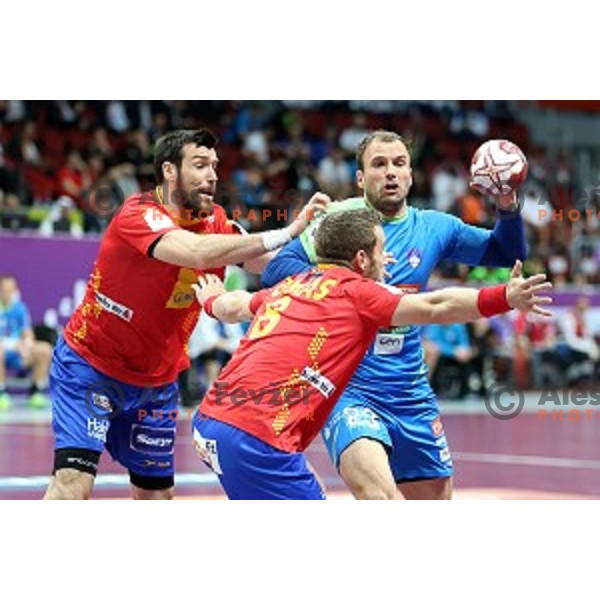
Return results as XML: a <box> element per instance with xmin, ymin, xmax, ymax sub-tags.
<box><xmin>392</xmin><ymin>285</ymin><xmax>513</xmax><ymax>327</ymax></box>
<box><xmin>190</xmin><ymin>234</ymin><xmax>272</xmax><ymax>270</ymax></box>
<box><xmin>155</xmin><ymin>230</ymin><xmax>291</xmax><ymax>270</ymax></box>
<box><xmin>421</xmin><ymin>288</ymin><xmax>483</xmax><ymax>324</ymax></box>
<box><xmin>211</xmin><ymin>291</ymin><xmax>255</xmax><ymax>323</ymax></box>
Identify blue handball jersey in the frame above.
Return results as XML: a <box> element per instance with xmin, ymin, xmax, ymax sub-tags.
<box><xmin>264</xmin><ymin>197</ymin><xmax>495</xmax><ymax>409</ymax></box>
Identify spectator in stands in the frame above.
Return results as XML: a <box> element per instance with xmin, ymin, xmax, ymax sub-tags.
<box><xmin>514</xmin><ymin>311</ymin><xmax>559</xmax><ymax>388</ymax></box>
<box><xmin>0</xmin><ymin>275</ymin><xmax>52</xmax><ymax>410</ymax></box>
<box><xmin>0</xmin><ymin>193</ymin><xmax>31</xmax><ymax>232</ymax></box>
<box><xmin>339</xmin><ymin>112</ymin><xmax>369</xmax><ymax>157</ymax></box>
<box><xmin>57</xmin><ymin>150</ymin><xmax>91</xmax><ymax>207</ymax></box>
<box><xmin>88</xmin><ymin>127</ymin><xmax>114</xmax><ymax>163</ymax></box>
<box><xmin>317</xmin><ymin>147</ymin><xmax>352</xmax><ymax>200</ymax></box>
<box><xmin>179</xmin><ymin>311</ymin><xmax>244</xmax><ymax>407</ymax></box>
<box><xmin>0</xmin><ymin>122</ymin><xmax>18</xmax><ymax>194</ymax></box>
<box><xmin>557</xmin><ymin>296</ymin><xmax>600</xmax><ymax>383</ymax></box>
<box><xmin>424</xmin><ymin>323</ymin><xmax>479</xmax><ymax>400</ymax></box>
<box><xmin>431</xmin><ymin>162</ymin><xmax>468</xmax><ymax>212</ymax></box>
<box><xmin>39</xmin><ymin>196</ymin><xmax>84</xmax><ymax>237</ymax></box>
<box><xmin>7</xmin><ymin>120</ymin><xmax>43</xmax><ymax>167</ymax></box>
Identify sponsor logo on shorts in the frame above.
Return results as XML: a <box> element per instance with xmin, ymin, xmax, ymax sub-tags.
<box><xmin>95</xmin><ymin>292</ymin><xmax>134</xmax><ymax>322</ymax></box>
<box><xmin>431</xmin><ymin>417</ymin><xmax>444</xmax><ymax>437</ymax></box>
<box><xmin>130</xmin><ymin>425</ymin><xmax>175</xmax><ymax>455</ymax></box>
<box><xmin>87</xmin><ymin>418</ymin><xmax>109</xmax><ymax>442</ymax></box>
<box><xmin>91</xmin><ymin>393</ymin><xmax>113</xmax><ymax>412</ymax></box>
<box><xmin>193</xmin><ymin>429</ymin><xmax>223</xmax><ymax>475</ymax></box>
<box><xmin>440</xmin><ymin>448</ymin><xmax>452</xmax><ymax>464</ymax></box>
<box><xmin>342</xmin><ymin>406</ymin><xmax>380</xmax><ymax>430</ymax></box>
<box><xmin>143</xmin><ymin>459</ymin><xmax>171</xmax><ymax>469</ymax></box>
<box><xmin>435</xmin><ymin>434</ymin><xmax>448</xmax><ymax>448</ymax></box>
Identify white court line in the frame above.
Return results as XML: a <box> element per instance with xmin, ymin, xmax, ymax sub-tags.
<box><xmin>453</xmin><ymin>451</ymin><xmax>600</xmax><ymax>470</ymax></box>
<box><xmin>0</xmin><ymin>472</ymin><xmax>218</xmax><ymax>491</ymax></box>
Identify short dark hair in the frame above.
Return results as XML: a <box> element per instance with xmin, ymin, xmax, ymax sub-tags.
<box><xmin>153</xmin><ymin>129</ymin><xmax>218</xmax><ymax>184</ymax></box>
<box><xmin>315</xmin><ymin>209</ymin><xmax>382</xmax><ymax>266</ymax></box>
<box><xmin>356</xmin><ymin>130</ymin><xmax>410</xmax><ymax>171</ymax></box>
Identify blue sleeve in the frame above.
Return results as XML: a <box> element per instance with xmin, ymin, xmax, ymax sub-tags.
<box><xmin>260</xmin><ymin>238</ymin><xmax>313</xmax><ymax>288</ymax></box>
<box><xmin>443</xmin><ymin>210</ymin><xmax>527</xmax><ymax>267</ymax></box>
<box><xmin>15</xmin><ymin>302</ymin><xmax>32</xmax><ymax>335</ymax></box>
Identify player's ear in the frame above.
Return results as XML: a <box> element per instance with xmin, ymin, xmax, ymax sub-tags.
<box><xmin>352</xmin><ymin>249</ymin><xmax>367</xmax><ymax>275</ymax></box>
<box><xmin>162</xmin><ymin>161</ymin><xmax>177</xmax><ymax>183</ymax></box>
<box><xmin>408</xmin><ymin>168</ymin><xmax>413</xmax><ymax>188</ymax></box>
<box><xmin>356</xmin><ymin>169</ymin><xmax>365</xmax><ymax>192</ymax></box>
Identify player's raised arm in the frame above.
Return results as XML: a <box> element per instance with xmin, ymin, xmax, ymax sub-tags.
<box><xmin>192</xmin><ymin>274</ymin><xmax>270</xmax><ymax>323</ymax></box>
<box><xmin>390</xmin><ymin>261</ymin><xmax>553</xmax><ymax>327</ymax></box>
<box><xmin>153</xmin><ymin>193</ymin><xmax>330</xmax><ymax>270</ymax></box>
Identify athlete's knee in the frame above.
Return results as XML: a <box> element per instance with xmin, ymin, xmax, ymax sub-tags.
<box><xmin>352</xmin><ymin>479</ymin><xmax>398</xmax><ymax>500</ymax></box>
<box><xmin>34</xmin><ymin>341</ymin><xmax>53</xmax><ymax>361</ymax></box>
<box><xmin>132</xmin><ymin>486</ymin><xmax>174</xmax><ymax>500</ymax></box>
<box><xmin>44</xmin><ymin>469</ymin><xmax>94</xmax><ymax>500</ymax></box>
<box><xmin>130</xmin><ymin>472</ymin><xmax>174</xmax><ymax>500</ymax></box>
<box><xmin>399</xmin><ymin>476</ymin><xmax>453</xmax><ymax>500</ymax></box>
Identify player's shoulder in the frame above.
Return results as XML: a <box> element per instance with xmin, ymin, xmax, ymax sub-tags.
<box><xmin>410</xmin><ymin>206</ymin><xmax>460</xmax><ymax>225</ymax></box>
<box><xmin>117</xmin><ymin>192</ymin><xmax>161</xmax><ymax>218</ymax></box>
<box><xmin>211</xmin><ymin>203</ymin><xmax>241</xmax><ymax>234</ymax></box>
<box><xmin>11</xmin><ymin>299</ymin><xmax>29</xmax><ymax>315</ymax></box>
<box><xmin>328</xmin><ymin>196</ymin><xmax>368</xmax><ymax>214</ymax></box>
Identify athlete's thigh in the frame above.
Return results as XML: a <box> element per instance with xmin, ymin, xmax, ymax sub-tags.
<box><xmin>339</xmin><ymin>437</ymin><xmax>400</xmax><ymax>499</ymax></box>
<box><xmin>192</xmin><ymin>413</ymin><xmax>325</xmax><ymax>500</ymax></box>
<box><xmin>50</xmin><ymin>337</ymin><xmax>113</xmax><ymax>458</ymax></box>
<box><xmin>387</xmin><ymin>402</ymin><xmax>453</xmax><ymax>486</ymax></box>
<box><xmin>322</xmin><ymin>391</ymin><xmax>392</xmax><ymax>470</ymax></box>
<box><xmin>107</xmin><ymin>382</ymin><xmax>179</xmax><ymax>484</ymax></box>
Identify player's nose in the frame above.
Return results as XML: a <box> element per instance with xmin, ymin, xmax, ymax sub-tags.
<box><xmin>207</xmin><ymin>165</ymin><xmax>218</xmax><ymax>183</ymax></box>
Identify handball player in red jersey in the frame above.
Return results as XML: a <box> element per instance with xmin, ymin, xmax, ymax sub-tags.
<box><xmin>191</xmin><ymin>209</ymin><xmax>553</xmax><ymax>499</ymax></box>
<box><xmin>44</xmin><ymin>129</ymin><xmax>329</xmax><ymax>500</ymax></box>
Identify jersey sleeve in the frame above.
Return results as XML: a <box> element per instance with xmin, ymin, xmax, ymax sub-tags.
<box><xmin>17</xmin><ymin>302</ymin><xmax>32</xmax><ymax>333</ymax></box>
<box><xmin>249</xmin><ymin>289</ymin><xmax>272</xmax><ymax>314</ymax></box>
<box><xmin>349</xmin><ymin>279</ymin><xmax>402</xmax><ymax>330</ymax></box>
<box><xmin>435</xmin><ymin>212</ymin><xmax>491</xmax><ymax>265</ymax></box>
<box><xmin>260</xmin><ymin>238</ymin><xmax>313</xmax><ymax>288</ymax></box>
<box><xmin>115</xmin><ymin>202</ymin><xmax>181</xmax><ymax>256</ymax></box>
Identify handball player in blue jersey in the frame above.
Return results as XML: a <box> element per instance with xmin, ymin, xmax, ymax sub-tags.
<box><xmin>261</xmin><ymin>130</ymin><xmax>527</xmax><ymax>499</ymax></box>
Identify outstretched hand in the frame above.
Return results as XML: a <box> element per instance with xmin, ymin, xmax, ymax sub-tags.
<box><xmin>506</xmin><ymin>260</ymin><xmax>553</xmax><ymax>317</ymax></box>
<box><xmin>192</xmin><ymin>274</ymin><xmax>226</xmax><ymax>307</ymax></box>
<box><xmin>287</xmin><ymin>192</ymin><xmax>331</xmax><ymax>238</ymax></box>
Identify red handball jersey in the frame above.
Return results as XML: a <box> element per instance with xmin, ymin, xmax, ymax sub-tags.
<box><xmin>65</xmin><ymin>192</ymin><xmax>238</xmax><ymax>387</ymax></box>
<box><xmin>200</xmin><ymin>266</ymin><xmax>402</xmax><ymax>453</ymax></box>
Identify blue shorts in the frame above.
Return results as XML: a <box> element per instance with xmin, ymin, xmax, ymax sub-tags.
<box><xmin>192</xmin><ymin>413</ymin><xmax>326</xmax><ymax>500</ymax></box>
<box><xmin>4</xmin><ymin>349</ymin><xmax>24</xmax><ymax>372</ymax></box>
<box><xmin>322</xmin><ymin>389</ymin><xmax>453</xmax><ymax>483</ymax></box>
<box><xmin>50</xmin><ymin>337</ymin><xmax>179</xmax><ymax>479</ymax></box>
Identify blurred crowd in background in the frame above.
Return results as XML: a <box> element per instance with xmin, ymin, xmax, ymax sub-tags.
<box><xmin>2</xmin><ymin>100</ymin><xmax>600</xmax><ymax>403</ymax></box>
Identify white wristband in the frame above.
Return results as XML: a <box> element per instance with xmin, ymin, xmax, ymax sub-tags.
<box><xmin>262</xmin><ymin>228</ymin><xmax>292</xmax><ymax>252</ymax></box>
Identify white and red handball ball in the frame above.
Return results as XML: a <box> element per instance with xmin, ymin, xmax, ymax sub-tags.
<box><xmin>470</xmin><ymin>139</ymin><xmax>528</xmax><ymax>196</ymax></box>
